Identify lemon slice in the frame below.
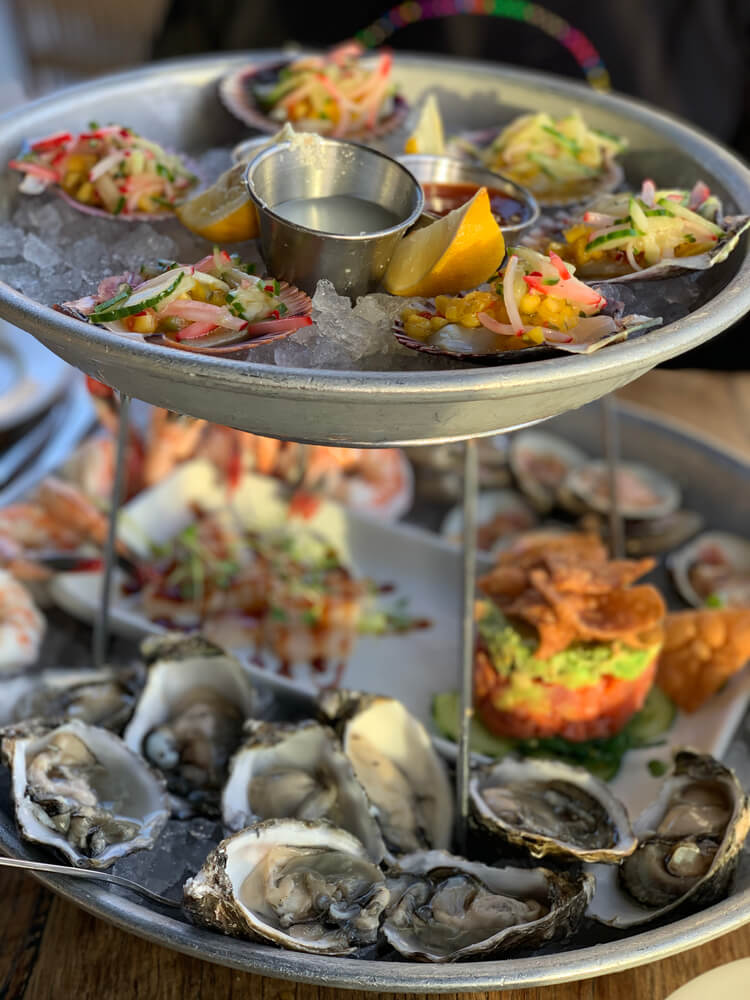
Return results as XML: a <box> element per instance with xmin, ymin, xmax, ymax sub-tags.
<box><xmin>383</xmin><ymin>187</ymin><xmax>505</xmax><ymax>297</ymax></box>
<box><xmin>176</xmin><ymin>163</ymin><xmax>258</xmax><ymax>243</ymax></box>
<box><xmin>404</xmin><ymin>94</ymin><xmax>445</xmax><ymax>155</ymax></box>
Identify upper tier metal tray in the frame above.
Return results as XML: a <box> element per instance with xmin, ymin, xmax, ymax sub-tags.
<box><xmin>1</xmin><ymin>53</ymin><xmax>750</xmax><ymax>446</ymax></box>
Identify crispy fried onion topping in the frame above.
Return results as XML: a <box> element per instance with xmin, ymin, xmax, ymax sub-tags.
<box><xmin>479</xmin><ymin>532</ymin><xmax>665</xmax><ymax>658</ymax></box>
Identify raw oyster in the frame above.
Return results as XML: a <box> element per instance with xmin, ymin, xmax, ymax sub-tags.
<box><xmin>383</xmin><ymin>850</ymin><xmax>594</xmax><ymax>962</ymax></box>
<box><xmin>667</xmin><ymin>531</ymin><xmax>750</xmax><ymax>608</ymax></box>
<box><xmin>1</xmin><ymin>667</ymin><xmax>141</xmax><ymax>731</ymax></box>
<box><xmin>509</xmin><ymin>431</ymin><xmax>588</xmax><ymax>513</ymax></box>
<box><xmin>318</xmin><ymin>691</ymin><xmax>453</xmax><ymax>857</ymax></box>
<box><xmin>470</xmin><ymin>756</ymin><xmax>636</xmax><ymax>863</ymax></box>
<box><xmin>123</xmin><ymin>635</ymin><xmax>254</xmax><ymax>816</ymax></box>
<box><xmin>6</xmin><ymin>719</ymin><xmax>168</xmax><ymax>868</ymax></box>
<box><xmin>184</xmin><ymin>819</ymin><xmax>390</xmax><ymax>954</ymax></box>
<box><xmin>222</xmin><ymin>719</ymin><xmax>386</xmax><ymax>862</ymax></box>
<box><xmin>588</xmin><ymin>751</ymin><xmax>750</xmax><ymax>927</ymax></box>
<box><xmin>560</xmin><ymin>460</ymin><xmax>680</xmax><ymax>520</ymax></box>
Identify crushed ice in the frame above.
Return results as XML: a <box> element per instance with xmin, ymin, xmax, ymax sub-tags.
<box><xmin>0</xmin><ymin>146</ymin><xmax>467</xmax><ymax>372</ymax></box>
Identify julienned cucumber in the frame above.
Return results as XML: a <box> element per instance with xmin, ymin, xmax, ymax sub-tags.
<box><xmin>92</xmin><ymin>270</ymin><xmax>189</xmax><ymax>322</ymax></box>
<box><xmin>586</xmin><ymin>227</ymin><xmax>639</xmax><ymax>250</ymax></box>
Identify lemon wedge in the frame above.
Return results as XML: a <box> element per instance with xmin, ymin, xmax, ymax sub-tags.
<box><xmin>176</xmin><ymin>163</ymin><xmax>258</xmax><ymax>243</ymax></box>
<box><xmin>404</xmin><ymin>94</ymin><xmax>445</xmax><ymax>155</ymax></box>
<box><xmin>383</xmin><ymin>187</ymin><xmax>505</xmax><ymax>297</ymax></box>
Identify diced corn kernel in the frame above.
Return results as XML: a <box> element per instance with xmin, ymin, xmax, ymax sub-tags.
<box><xmin>191</xmin><ymin>283</ymin><xmax>209</xmax><ymax>302</ymax></box>
<box><xmin>64</xmin><ymin>153</ymin><xmax>97</xmax><ymax>173</ymax></box>
<box><xmin>75</xmin><ymin>181</ymin><xmax>94</xmax><ymax>204</ymax></box>
<box><xmin>520</xmin><ymin>292</ymin><xmax>541</xmax><ymax>313</ymax></box>
<box><xmin>130</xmin><ymin>313</ymin><xmax>157</xmax><ymax>334</ymax></box>
<box><xmin>62</xmin><ymin>171</ymin><xmax>83</xmax><ymax>193</ymax></box>
<box><xmin>525</xmin><ymin>326</ymin><xmax>545</xmax><ymax>345</ymax></box>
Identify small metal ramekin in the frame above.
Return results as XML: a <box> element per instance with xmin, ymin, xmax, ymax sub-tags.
<box><xmin>244</xmin><ymin>137</ymin><xmax>424</xmax><ymax>298</ymax></box>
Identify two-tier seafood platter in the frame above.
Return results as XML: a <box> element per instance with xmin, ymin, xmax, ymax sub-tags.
<box><xmin>1</xmin><ymin>45</ymin><xmax>750</xmax><ymax>993</ymax></box>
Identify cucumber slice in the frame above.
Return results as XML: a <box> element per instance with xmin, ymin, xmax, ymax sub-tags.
<box><xmin>93</xmin><ymin>270</ymin><xmax>191</xmax><ymax>322</ymax></box>
<box><xmin>628</xmin><ymin>196</ymin><xmax>649</xmax><ymax>234</ymax></box>
<box><xmin>626</xmin><ymin>687</ymin><xmax>677</xmax><ymax>747</ymax></box>
<box><xmin>656</xmin><ymin>198</ymin><xmax>724</xmax><ymax>236</ymax></box>
<box><xmin>586</xmin><ymin>227</ymin><xmax>639</xmax><ymax>250</ymax></box>
<box><xmin>432</xmin><ymin>691</ymin><xmax>515</xmax><ymax>758</ymax></box>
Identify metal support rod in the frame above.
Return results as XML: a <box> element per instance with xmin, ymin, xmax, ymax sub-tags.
<box><xmin>602</xmin><ymin>393</ymin><xmax>625</xmax><ymax>559</ymax></box>
<box><xmin>92</xmin><ymin>394</ymin><xmax>131</xmax><ymax>668</ymax></box>
<box><xmin>456</xmin><ymin>437</ymin><xmax>479</xmax><ymax>852</ymax></box>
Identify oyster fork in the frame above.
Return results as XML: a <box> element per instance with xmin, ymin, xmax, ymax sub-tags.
<box><xmin>0</xmin><ymin>855</ymin><xmax>182</xmax><ymax>909</ymax></box>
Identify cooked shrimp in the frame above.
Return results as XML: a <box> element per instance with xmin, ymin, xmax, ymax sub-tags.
<box><xmin>142</xmin><ymin>410</ymin><xmax>207</xmax><ymax>487</ymax></box>
<box><xmin>302</xmin><ymin>447</ymin><xmax>411</xmax><ymax>516</ymax></box>
<box><xmin>34</xmin><ymin>477</ymin><xmax>110</xmax><ymax>546</ymax></box>
<box><xmin>0</xmin><ymin>569</ymin><xmax>46</xmax><ymax>674</ymax></box>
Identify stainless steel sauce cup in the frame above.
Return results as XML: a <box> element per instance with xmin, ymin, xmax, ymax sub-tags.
<box><xmin>244</xmin><ymin>137</ymin><xmax>424</xmax><ymax>298</ymax></box>
<box><xmin>397</xmin><ymin>154</ymin><xmax>539</xmax><ymax>239</ymax></box>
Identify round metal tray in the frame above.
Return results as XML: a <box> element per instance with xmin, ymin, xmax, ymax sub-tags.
<box><xmin>1</xmin><ymin>403</ymin><xmax>749</xmax><ymax>992</ymax></box>
<box><xmin>1</xmin><ymin>53</ymin><xmax>749</xmax><ymax>446</ymax></box>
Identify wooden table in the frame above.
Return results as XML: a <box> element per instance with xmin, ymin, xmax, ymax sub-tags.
<box><xmin>2</xmin><ymin>368</ymin><xmax>749</xmax><ymax>1000</ymax></box>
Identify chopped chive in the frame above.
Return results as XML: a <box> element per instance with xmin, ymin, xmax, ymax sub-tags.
<box><xmin>542</xmin><ymin>277</ymin><xmax>560</xmax><ymax>285</ymax></box>
<box><xmin>155</xmin><ymin>162</ymin><xmax>175</xmax><ymax>182</ymax></box>
<box><xmin>113</xmin><ymin>196</ymin><xmax>126</xmax><ymax>215</ymax></box>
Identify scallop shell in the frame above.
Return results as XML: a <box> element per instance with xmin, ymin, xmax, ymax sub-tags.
<box><xmin>221</xmin><ymin>719</ymin><xmax>387</xmax><ymax>863</ymax></box>
<box><xmin>383</xmin><ymin>849</ymin><xmax>594</xmax><ymax>961</ymax></box>
<box><xmin>469</xmin><ymin>755</ymin><xmax>637</xmax><ymax>864</ymax></box>
<box><xmin>56</xmin><ymin>271</ymin><xmax>312</xmax><ymax>358</ymax></box>
<box><xmin>667</xmin><ymin>530</ymin><xmax>750</xmax><ymax>608</ymax></box>
<box><xmin>6</xmin><ymin>719</ymin><xmax>169</xmax><ymax>869</ymax></box>
<box><xmin>562</xmin><ymin>459</ymin><xmax>681</xmax><ymax>520</ymax></box>
<box><xmin>449</xmin><ymin>127</ymin><xmax>624</xmax><ymax>208</ymax></box>
<box><xmin>509</xmin><ymin>430</ymin><xmax>588</xmax><ymax>513</ymax></box>
<box><xmin>219</xmin><ymin>59</ymin><xmax>409</xmax><ymax>140</ymax></box>
<box><xmin>587</xmin><ymin>751</ymin><xmax>750</xmax><ymax>928</ymax></box>
<box><xmin>393</xmin><ymin>305</ymin><xmax>660</xmax><ymax>363</ymax></box>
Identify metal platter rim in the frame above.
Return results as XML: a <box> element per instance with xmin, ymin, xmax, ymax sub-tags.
<box><xmin>1</xmin><ymin>52</ymin><xmax>750</xmax><ymax>433</ymax></box>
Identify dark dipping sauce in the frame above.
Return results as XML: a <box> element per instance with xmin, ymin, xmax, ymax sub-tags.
<box><xmin>421</xmin><ymin>181</ymin><xmax>527</xmax><ymax>226</ymax></box>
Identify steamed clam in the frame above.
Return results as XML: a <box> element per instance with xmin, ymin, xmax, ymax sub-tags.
<box><xmin>222</xmin><ymin>719</ymin><xmax>386</xmax><ymax>863</ymax></box>
<box><xmin>509</xmin><ymin>431</ymin><xmax>587</xmax><ymax>514</ymax></box>
<box><xmin>5</xmin><ymin>719</ymin><xmax>169</xmax><ymax>868</ymax></box>
<box><xmin>383</xmin><ymin>850</ymin><xmax>594</xmax><ymax>962</ymax></box>
<box><xmin>319</xmin><ymin>691</ymin><xmax>453</xmax><ymax>857</ymax></box>
<box><xmin>123</xmin><ymin>635</ymin><xmax>254</xmax><ymax>815</ymax></box>
<box><xmin>667</xmin><ymin>531</ymin><xmax>750</xmax><ymax>608</ymax></box>
<box><xmin>184</xmin><ymin>819</ymin><xmax>390</xmax><ymax>954</ymax></box>
<box><xmin>560</xmin><ymin>460</ymin><xmax>681</xmax><ymax>520</ymax></box>
<box><xmin>469</xmin><ymin>756</ymin><xmax>636</xmax><ymax>863</ymax></box>
<box><xmin>588</xmin><ymin>751</ymin><xmax>750</xmax><ymax>927</ymax></box>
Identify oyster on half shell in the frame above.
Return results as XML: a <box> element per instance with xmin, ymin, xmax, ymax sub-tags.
<box><xmin>318</xmin><ymin>691</ymin><xmax>453</xmax><ymax>858</ymax></box>
<box><xmin>588</xmin><ymin>751</ymin><xmax>750</xmax><ymax>928</ymax></box>
<box><xmin>509</xmin><ymin>431</ymin><xmax>588</xmax><ymax>514</ymax></box>
<box><xmin>560</xmin><ymin>460</ymin><xmax>681</xmax><ymax>520</ymax></box>
<box><xmin>221</xmin><ymin>719</ymin><xmax>386</xmax><ymax>863</ymax></box>
<box><xmin>470</xmin><ymin>756</ymin><xmax>637</xmax><ymax>863</ymax></box>
<box><xmin>123</xmin><ymin>635</ymin><xmax>254</xmax><ymax>816</ymax></box>
<box><xmin>383</xmin><ymin>850</ymin><xmax>594</xmax><ymax>962</ymax></box>
<box><xmin>5</xmin><ymin>719</ymin><xmax>168</xmax><ymax>868</ymax></box>
<box><xmin>184</xmin><ymin>819</ymin><xmax>390</xmax><ymax>954</ymax></box>
<box><xmin>667</xmin><ymin>531</ymin><xmax>750</xmax><ymax>608</ymax></box>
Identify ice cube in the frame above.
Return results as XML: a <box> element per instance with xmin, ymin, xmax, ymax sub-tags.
<box><xmin>22</xmin><ymin>233</ymin><xmax>62</xmax><ymax>269</ymax></box>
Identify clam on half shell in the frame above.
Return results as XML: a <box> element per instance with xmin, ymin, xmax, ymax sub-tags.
<box><xmin>183</xmin><ymin>819</ymin><xmax>390</xmax><ymax>954</ymax></box>
<box><xmin>587</xmin><ymin>751</ymin><xmax>750</xmax><ymax>928</ymax></box>
<box><xmin>318</xmin><ymin>691</ymin><xmax>453</xmax><ymax>858</ymax></box>
<box><xmin>469</xmin><ymin>756</ymin><xmax>637</xmax><ymax>864</ymax></box>
<box><xmin>221</xmin><ymin>719</ymin><xmax>387</xmax><ymax>863</ymax></box>
<box><xmin>383</xmin><ymin>850</ymin><xmax>594</xmax><ymax>962</ymax></box>
<box><xmin>6</xmin><ymin>719</ymin><xmax>169</xmax><ymax>869</ymax></box>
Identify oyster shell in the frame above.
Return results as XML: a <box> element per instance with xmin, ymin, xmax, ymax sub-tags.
<box><xmin>222</xmin><ymin>719</ymin><xmax>386</xmax><ymax>863</ymax></box>
<box><xmin>579</xmin><ymin>509</ymin><xmax>703</xmax><ymax>557</ymax></box>
<box><xmin>318</xmin><ymin>691</ymin><xmax>453</xmax><ymax>857</ymax></box>
<box><xmin>0</xmin><ymin>667</ymin><xmax>141</xmax><ymax>731</ymax></box>
<box><xmin>509</xmin><ymin>431</ymin><xmax>588</xmax><ymax>513</ymax></box>
<box><xmin>588</xmin><ymin>751</ymin><xmax>750</xmax><ymax>927</ymax></box>
<box><xmin>667</xmin><ymin>531</ymin><xmax>750</xmax><ymax>608</ymax></box>
<box><xmin>469</xmin><ymin>756</ymin><xmax>636</xmax><ymax>863</ymax></box>
<box><xmin>123</xmin><ymin>635</ymin><xmax>254</xmax><ymax>816</ymax></box>
<box><xmin>6</xmin><ymin>719</ymin><xmax>168</xmax><ymax>868</ymax></box>
<box><xmin>561</xmin><ymin>460</ymin><xmax>681</xmax><ymax>520</ymax></box>
<box><xmin>383</xmin><ymin>850</ymin><xmax>594</xmax><ymax>961</ymax></box>
<box><xmin>183</xmin><ymin>819</ymin><xmax>390</xmax><ymax>954</ymax></box>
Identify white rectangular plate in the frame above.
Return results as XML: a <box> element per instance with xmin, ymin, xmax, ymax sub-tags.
<box><xmin>50</xmin><ymin>459</ymin><xmax>750</xmax><ymax>817</ymax></box>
